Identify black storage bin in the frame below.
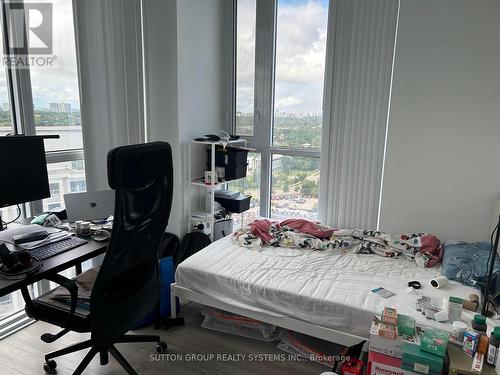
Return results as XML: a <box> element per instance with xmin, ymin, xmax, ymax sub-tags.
<box><xmin>207</xmin><ymin>146</ymin><xmax>249</xmax><ymax>180</ymax></box>
<box><xmin>215</xmin><ymin>194</ymin><xmax>251</xmax><ymax>213</ymax></box>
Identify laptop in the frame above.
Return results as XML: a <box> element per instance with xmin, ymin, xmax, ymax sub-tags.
<box><xmin>64</xmin><ymin>190</ymin><xmax>115</xmax><ymax>223</ymax></box>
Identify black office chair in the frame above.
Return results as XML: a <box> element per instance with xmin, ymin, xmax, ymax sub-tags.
<box><xmin>21</xmin><ymin>142</ymin><xmax>174</xmax><ymax>375</ymax></box>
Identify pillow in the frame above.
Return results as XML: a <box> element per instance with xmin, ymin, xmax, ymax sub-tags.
<box><xmin>442</xmin><ymin>241</ymin><xmax>500</xmax><ymax>288</ymax></box>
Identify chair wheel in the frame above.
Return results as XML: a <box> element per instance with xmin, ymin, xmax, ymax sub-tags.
<box><xmin>43</xmin><ymin>359</ymin><xmax>57</xmax><ymax>373</ymax></box>
<box><xmin>155</xmin><ymin>341</ymin><xmax>168</xmax><ymax>354</ymax></box>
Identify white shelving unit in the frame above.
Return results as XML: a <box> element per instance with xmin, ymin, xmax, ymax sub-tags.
<box><xmin>189</xmin><ymin>139</ymin><xmax>247</xmax><ymax>241</ymax></box>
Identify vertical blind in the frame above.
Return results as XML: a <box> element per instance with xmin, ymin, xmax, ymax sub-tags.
<box><xmin>74</xmin><ymin>0</ymin><xmax>145</xmax><ymax>191</ymax></box>
<box><xmin>319</xmin><ymin>0</ymin><xmax>399</xmax><ymax>229</ymax></box>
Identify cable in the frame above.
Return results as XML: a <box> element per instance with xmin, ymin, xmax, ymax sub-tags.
<box><xmin>0</xmin><ymin>204</ymin><xmax>21</xmax><ymax>229</ymax></box>
<box><xmin>483</xmin><ymin>219</ymin><xmax>500</xmax><ymax>314</ymax></box>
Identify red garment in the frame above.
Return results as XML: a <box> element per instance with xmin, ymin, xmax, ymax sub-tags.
<box><xmin>248</xmin><ymin>218</ymin><xmax>335</xmax><ymax>244</ymax></box>
<box><xmin>249</xmin><ymin>219</ymin><xmax>277</xmax><ymax>243</ymax></box>
<box><xmin>419</xmin><ymin>234</ymin><xmax>443</xmax><ymax>268</ymax></box>
<box><xmin>280</xmin><ymin>219</ymin><xmax>335</xmax><ymax>239</ymax></box>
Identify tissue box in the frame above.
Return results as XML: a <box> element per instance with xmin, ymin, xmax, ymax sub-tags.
<box><xmin>369</xmin><ymin>320</ymin><xmax>420</xmax><ymax>359</ymax></box>
<box><xmin>402</xmin><ymin>343</ymin><xmax>444</xmax><ymax>375</ymax></box>
<box><xmin>420</xmin><ymin>328</ymin><xmax>449</xmax><ymax>357</ymax></box>
<box><xmin>382</xmin><ymin>307</ymin><xmax>399</xmax><ymax>325</ymax></box>
<box><xmin>462</xmin><ymin>330</ymin><xmax>480</xmax><ymax>357</ymax></box>
<box><xmin>397</xmin><ymin>314</ymin><xmax>416</xmax><ymax>336</ymax></box>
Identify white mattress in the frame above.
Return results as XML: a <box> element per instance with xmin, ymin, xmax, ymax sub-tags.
<box><xmin>176</xmin><ymin>236</ymin><xmax>489</xmax><ymax>337</ymax></box>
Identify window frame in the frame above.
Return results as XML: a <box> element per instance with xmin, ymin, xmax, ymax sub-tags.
<box><xmin>231</xmin><ymin>0</ymin><xmax>322</xmax><ymax>219</ymax></box>
<box><xmin>0</xmin><ymin>0</ymin><xmax>85</xmax><ymax>337</ymax></box>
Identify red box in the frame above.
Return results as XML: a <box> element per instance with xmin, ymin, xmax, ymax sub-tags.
<box><xmin>368</xmin><ymin>351</ymin><xmax>418</xmax><ymax>375</ymax></box>
<box><xmin>342</xmin><ymin>358</ymin><xmax>364</xmax><ymax>375</ymax></box>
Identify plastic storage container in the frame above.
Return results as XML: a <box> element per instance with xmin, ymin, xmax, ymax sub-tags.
<box><xmin>200</xmin><ymin>306</ymin><xmax>278</xmax><ymax>342</ymax></box>
<box><xmin>277</xmin><ymin>329</ymin><xmax>347</xmax><ymax>368</ymax></box>
<box><xmin>215</xmin><ymin>194</ymin><xmax>251</xmax><ymax>213</ymax></box>
<box><xmin>448</xmin><ymin>297</ymin><xmax>463</xmax><ymax>322</ymax></box>
<box><xmin>207</xmin><ymin>146</ymin><xmax>249</xmax><ymax>180</ymax></box>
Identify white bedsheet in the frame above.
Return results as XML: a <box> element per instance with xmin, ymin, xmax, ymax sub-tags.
<box><xmin>176</xmin><ymin>236</ymin><xmax>490</xmax><ymax>337</ymax></box>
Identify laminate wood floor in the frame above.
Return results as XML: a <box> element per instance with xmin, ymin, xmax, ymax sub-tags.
<box><xmin>0</xmin><ymin>302</ymin><xmax>326</xmax><ymax>375</ymax></box>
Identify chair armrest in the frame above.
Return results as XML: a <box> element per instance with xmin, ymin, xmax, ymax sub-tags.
<box><xmin>21</xmin><ymin>274</ymin><xmax>79</xmax><ymax>329</ymax></box>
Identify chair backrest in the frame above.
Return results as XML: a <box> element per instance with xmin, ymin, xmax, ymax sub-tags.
<box><xmin>90</xmin><ymin>142</ymin><xmax>173</xmax><ymax>347</ymax></box>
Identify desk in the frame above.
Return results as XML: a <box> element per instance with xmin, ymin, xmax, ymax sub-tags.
<box><xmin>0</xmin><ymin>237</ymin><xmax>108</xmax><ymax>298</ymax></box>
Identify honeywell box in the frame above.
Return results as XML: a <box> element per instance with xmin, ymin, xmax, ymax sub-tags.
<box><xmin>368</xmin><ymin>351</ymin><xmax>419</xmax><ymax>375</ymax></box>
<box><xmin>369</xmin><ymin>320</ymin><xmax>420</xmax><ymax>359</ymax></box>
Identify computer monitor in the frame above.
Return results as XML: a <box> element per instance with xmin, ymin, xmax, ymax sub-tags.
<box><xmin>0</xmin><ymin>136</ymin><xmax>50</xmax><ymax>208</ymax></box>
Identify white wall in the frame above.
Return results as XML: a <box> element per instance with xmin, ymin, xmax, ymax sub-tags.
<box><xmin>142</xmin><ymin>0</ymin><xmax>182</xmax><ymax>235</ymax></box>
<box><xmin>379</xmin><ymin>0</ymin><xmax>500</xmax><ymax>241</ymax></box>
<box><xmin>177</xmin><ymin>0</ymin><xmax>228</xmax><ymax>235</ymax></box>
<box><xmin>143</xmin><ymin>0</ymin><xmax>227</xmax><ymax>236</ymax></box>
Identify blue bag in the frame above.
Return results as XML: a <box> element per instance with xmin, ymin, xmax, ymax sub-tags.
<box><xmin>133</xmin><ymin>255</ymin><xmax>180</xmax><ymax>328</ymax></box>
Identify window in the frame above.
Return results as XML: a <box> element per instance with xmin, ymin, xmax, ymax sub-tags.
<box><xmin>42</xmin><ymin>161</ymin><xmax>86</xmax><ymax>211</ymax></box>
<box><xmin>30</xmin><ymin>0</ymin><xmax>83</xmax><ymax>152</ymax></box>
<box><xmin>233</xmin><ymin>0</ymin><xmax>328</xmax><ymax>221</ymax></box>
<box><xmin>0</xmin><ymin>0</ymin><xmax>85</xmax><ymax>336</ymax></box>
<box><xmin>49</xmin><ymin>183</ymin><xmax>60</xmax><ymax>196</ymax></box>
<box><xmin>70</xmin><ymin>180</ymin><xmax>86</xmax><ymax>193</ymax></box>
<box><xmin>235</xmin><ymin>0</ymin><xmax>256</xmax><ymax>136</ymax></box>
<box><xmin>228</xmin><ymin>152</ymin><xmax>261</xmax><ymax>226</ymax></box>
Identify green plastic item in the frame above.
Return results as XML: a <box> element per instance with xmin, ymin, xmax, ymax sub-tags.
<box><xmin>448</xmin><ymin>296</ymin><xmax>463</xmax><ymax>304</ymax></box>
<box><xmin>30</xmin><ymin>213</ymin><xmax>48</xmax><ymax>225</ymax></box>
<box><xmin>420</xmin><ymin>328</ymin><xmax>449</xmax><ymax>357</ymax></box>
<box><xmin>397</xmin><ymin>314</ymin><xmax>416</xmax><ymax>336</ymax></box>
<box><xmin>473</xmin><ymin>315</ymin><xmax>486</xmax><ymax>325</ymax></box>
<box><xmin>495</xmin><ymin>330</ymin><xmax>500</xmax><ymax>340</ymax></box>
<box><xmin>402</xmin><ymin>343</ymin><xmax>444</xmax><ymax>375</ymax></box>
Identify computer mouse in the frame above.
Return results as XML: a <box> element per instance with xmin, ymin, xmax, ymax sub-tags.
<box><xmin>92</xmin><ymin>230</ymin><xmax>111</xmax><ymax>242</ymax></box>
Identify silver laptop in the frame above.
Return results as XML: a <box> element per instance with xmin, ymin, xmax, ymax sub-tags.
<box><xmin>64</xmin><ymin>190</ymin><xmax>115</xmax><ymax>222</ymax></box>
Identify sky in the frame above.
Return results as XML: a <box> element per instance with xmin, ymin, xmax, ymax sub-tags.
<box><xmin>236</xmin><ymin>0</ymin><xmax>329</xmax><ymax>115</ymax></box>
<box><xmin>0</xmin><ymin>0</ymin><xmax>329</xmax><ymax>115</ymax></box>
<box><xmin>0</xmin><ymin>0</ymin><xmax>81</xmax><ymax>111</ymax></box>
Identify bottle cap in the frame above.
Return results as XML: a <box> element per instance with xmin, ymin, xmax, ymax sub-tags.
<box><xmin>449</xmin><ymin>296</ymin><xmax>463</xmax><ymax>304</ymax></box>
<box><xmin>473</xmin><ymin>314</ymin><xmax>486</xmax><ymax>325</ymax></box>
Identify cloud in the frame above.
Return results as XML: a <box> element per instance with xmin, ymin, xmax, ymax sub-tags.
<box><xmin>275</xmin><ymin>95</ymin><xmax>302</xmax><ymax>108</ymax></box>
<box><xmin>236</xmin><ymin>0</ymin><xmax>329</xmax><ymax>114</ymax></box>
<box><xmin>26</xmin><ymin>0</ymin><xmax>81</xmax><ymax>109</ymax></box>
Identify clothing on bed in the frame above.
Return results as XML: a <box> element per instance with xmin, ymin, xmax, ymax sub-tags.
<box><xmin>233</xmin><ymin>219</ymin><xmax>442</xmax><ymax>268</ymax></box>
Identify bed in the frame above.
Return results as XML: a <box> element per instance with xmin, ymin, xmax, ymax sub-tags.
<box><xmin>170</xmin><ymin>235</ymin><xmax>494</xmax><ymax>346</ymax></box>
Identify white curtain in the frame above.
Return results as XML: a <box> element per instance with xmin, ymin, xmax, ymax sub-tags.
<box><xmin>73</xmin><ymin>0</ymin><xmax>145</xmax><ymax>191</ymax></box>
<box><xmin>319</xmin><ymin>0</ymin><xmax>399</xmax><ymax>229</ymax></box>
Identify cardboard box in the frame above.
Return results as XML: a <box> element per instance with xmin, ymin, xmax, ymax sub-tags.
<box><xmin>402</xmin><ymin>343</ymin><xmax>444</xmax><ymax>375</ymax></box>
<box><xmin>379</xmin><ymin>322</ymin><xmax>398</xmax><ymax>340</ymax></box>
<box><xmin>368</xmin><ymin>350</ymin><xmax>419</xmax><ymax>375</ymax></box>
<box><xmin>370</xmin><ymin>321</ymin><xmax>420</xmax><ymax>359</ymax></box>
<box><xmin>383</xmin><ymin>307</ymin><xmax>399</xmax><ymax>325</ymax></box>
<box><xmin>462</xmin><ymin>331</ymin><xmax>480</xmax><ymax>357</ymax></box>
<box><xmin>421</xmin><ymin>328</ymin><xmax>450</xmax><ymax>357</ymax></box>
<box><xmin>397</xmin><ymin>314</ymin><xmax>416</xmax><ymax>336</ymax></box>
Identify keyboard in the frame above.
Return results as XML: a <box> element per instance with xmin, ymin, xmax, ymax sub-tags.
<box><xmin>29</xmin><ymin>237</ymin><xmax>88</xmax><ymax>260</ymax></box>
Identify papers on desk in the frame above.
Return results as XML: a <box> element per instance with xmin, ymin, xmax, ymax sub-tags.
<box><xmin>19</xmin><ymin>231</ymin><xmax>71</xmax><ymax>250</ymax></box>
<box><xmin>0</xmin><ymin>224</ymin><xmax>71</xmax><ymax>250</ymax></box>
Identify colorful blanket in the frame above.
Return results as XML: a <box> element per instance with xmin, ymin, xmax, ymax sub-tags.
<box><xmin>232</xmin><ymin>219</ymin><xmax>442</xmax><ymax>268</ymax></box>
